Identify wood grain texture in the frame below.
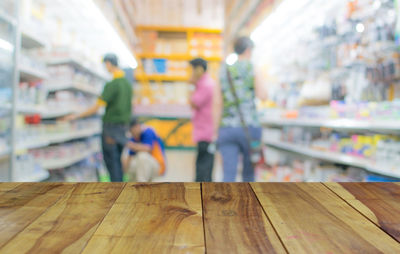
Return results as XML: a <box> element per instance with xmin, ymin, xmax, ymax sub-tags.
<box><xmin>0</xmin><ymin>183</ymin><xmax>124</xmax><ymax>254</ymax></box>
<box><xmin>0</xmin><ymin>183</ymin><xmax>75</xmax><ymax>247</ymax></box>
<box><xmin>202</xmin><ymin>183</ymin><xmax>286</xmax><ymax>254</ymax></box>
<box><xmin>326</xmin><ymin>182</ymin><xmax>400</xmax><ymax>242</ymax></box>
<box><xmin>82</xmin><ymin>183</ymin><xmax>204</xmax><ymax>254</ymax></box>
<box><xmin>251</xmin><ymin>182</ymin><xmax>400</xmax><ymax>254</ymax></box>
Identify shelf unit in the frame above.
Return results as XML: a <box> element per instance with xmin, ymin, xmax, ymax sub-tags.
<box><xmin>0</xmin><ymin>1</ymin><xmax>19</xmax><ymax>182</ymax></box>
<box><xmin>265</xmin><ymin>140</ymin><xmax>400</xmax><ymax>179</ymax></box>
<box><xmin>40</xmin><ymin>148</ymin><xmax>100</xmax><ymax>170</ymax></box>
<box><xmin>10</xmin><ymin>21</ymin><xmax>106</xmax><ymax>181</ymax></box>
<box><xmin>47</xmin><ymin>58</ymin><xmax>109</xmax><ymax>82</ymax></box>
<box><xmin>21</xmin><ymin>29</ymin><xmax>47</xmax><ymax>49</ymax></box>
<box><xmin>0</xmin><ymin>8</ymin><xmax>17</xmax><ymax>25</ymax></box>
<box><xmin>262</xmin><ymin>117</ymin><xmax>400</xmax><ymax>133</ymax></box>
<box><xmin>14</xmin><ymin>170</ymin><xmax>49</xmax><ymax>182</ymax></box>
<box><xmin>46</xmin><ymin>82</ymin><xmax>101</xmax><ymax>96</ymax></box>
<box><xmin>19</xmin><ymin>64</ymin><xmax>48</xmax><ymax>81</ymax></box>
<box><xmin>16</xmin><ymin>128</ymin><xmax>101</xmax><ymax>152</ymax></box>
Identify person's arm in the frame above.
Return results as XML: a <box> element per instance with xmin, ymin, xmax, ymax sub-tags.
<box><xmin>126</xmin><ymin>142</ymin><xmax>152</xmax><ymax>153</ymax></box>
<box><xmin>62</xmin><ymin>100</ymin><xmax>103</xmax><ymax>121</ymax></box>
<box><xmin>212</xmin><ymin>81</ymin><xmax>222</xmax><ymax>141</ymax></box>
<box><xmin>254</xmin><ymin>65</ymin><xmax>268</xmax><ymax>101</ymax></box>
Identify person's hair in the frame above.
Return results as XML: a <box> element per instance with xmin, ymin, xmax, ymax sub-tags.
<box><xmin>189</xmin><ymin>58</ymin><xmax>207</xmax><ymax>72</ymax></box>
<box><xmin>129</xmin><ymin>117</ymin><xmax>140</xmax><ymax>128</ymax></box>
<box><xmin>234</xmin><ymin>36</ymin><xmax>254</xmax><ymax>55</ymax></box>
<box><xmin>103</xmin><ymin>53</ymin><xmax>119</xmax><ymax>67</ymax></box>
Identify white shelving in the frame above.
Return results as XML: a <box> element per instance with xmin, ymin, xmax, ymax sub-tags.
<box><xmin>47</xmin><ymin>58</ymin><xmax>110</xmax><ymax>81</ymax></box>
<box><xmin>47</xmin><ymin>82</ymin><xmax>101</xmax><ymax>96</ymax></box>
<box><xmin>19</xmin><ymin>64</ymin><xmax>48</xmax><ymax>81</ymax></box>
<box><xmin>17</xmin><ymin>105</ymin><xmax>77</xmax><ymax>119</ymax></box>
<box><xmin>14</xmin><ymin>170</ymin><xmax>49</xmax><ymax>182</ymax></box>
<box><xmin>16</xmin><ymin>128</ymin><xmax>101</xmax><ymax>152</ymax></box>
<box><xmin>0</xmin><ymin>148</ymin><xmax>10</xmax><ymax>159</ymax></box>
<box><xmin>40</xmin><ymin>148</ymin><xmax>100</xmax><ymax>170</ymax></box>
<box><xmin>262</xmin><ymin>117</ymin><xmax>400</xmax><ymax>132</ymax></box>
<box><xmin>21</xmin><ymin>29</ymin><xmax>47</xmax><ymax>49</ymax></box>
<box><xmin>0</xmin><ymin>9</ymin><xmax>16</xmax><ymax>25</ymax></box>
<box><xmin>265</xmin><ymin>140</ymin><xmax>400</xmax><ymax>179</ymax></box>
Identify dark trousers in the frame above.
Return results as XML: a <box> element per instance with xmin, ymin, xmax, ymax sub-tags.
<box><xmin>195</xmin><ymin>141</ymin><xmax>214</xmax><ymax>182</ymax></box>
<box><xmin>102</xmin><ymin>124</ymin><xmax>128</xmax><ymax>182</ymax></box>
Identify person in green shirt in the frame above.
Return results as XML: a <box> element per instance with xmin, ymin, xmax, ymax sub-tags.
<box><xmin>64</xmin><ymin>53</ymin><xmax>132</xmax><ymax>182</ymax></box>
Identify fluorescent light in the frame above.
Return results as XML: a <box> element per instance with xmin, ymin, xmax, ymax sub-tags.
<box><xmin>0</xmin><ymin>38</ymin><xmax>14</xmax><ymax>52</ymax></box>
<box><xmin>226</xmin><ymin>53</ymin><xmax>238</xmax><ymax>66</ymax></box>
<box><xmin>86</xmin><ymin>0</ymin><xmax>137</xmax><ymax>69</ymax></box>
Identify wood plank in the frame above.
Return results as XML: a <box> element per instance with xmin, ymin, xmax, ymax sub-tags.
<box><xmin>325</xmin><ymin>182</ymin><xmax>400</xmax><ymax>242</ymax></box>
<box><xmin>202</xmin><ymin>183</ymin><xmax>286</xmax><ymax>254</ymax></box>
<box><xmin>0</xmin><ymin>183</ymin><xmax>124</xmax><ymax>254</ymax></box>
<box><xmin>0</xmin><ymin>182</ymin><xmax>21</xmax><ymax>193</ymax></box>
<box><xmin>0</xmin><ymin>183</ymin><xmax>75</xmax><ymax>247</ymax></box>
<box><xmin>251</xmin><ymin>182</ymin><xmax>400</xmax><ymax>253</ymax></box>
<box><xmin>82</xmin><ymin>183</ymin><xmax>204</xmax><ymax>254</ymax></box>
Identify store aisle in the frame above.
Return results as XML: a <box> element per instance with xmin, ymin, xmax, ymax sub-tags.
<box><xmin>153</xmin><ymin>151</ymin><xmax>223</xmax><ymax>182</ymax></box>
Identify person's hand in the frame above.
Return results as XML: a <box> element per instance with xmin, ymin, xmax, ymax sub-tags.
<box><xmin>127</xmin><ymin>141</ymin><xmax>137</xmax><ymax>151</ymax></box>
<box><xmin>212</xmin><ymin>131</ymin><xmax>219</xmax><ymax>142</ymax></box>
<box><xmin>60</xmin><ymin>114</ymin><xmax>79</xmax><ymax>122</ymax></box>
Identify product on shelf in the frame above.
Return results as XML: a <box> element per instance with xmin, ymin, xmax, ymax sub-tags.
<box><xmin>264</xmin><ymin>125</ymin><xmax>400</xmax><ymax>171</ymax></box>
<box><xmin>15</xmin><ymin>117</ymin><xmax>101</xmax><ymax>149</ymax></box>
<box><xmin>46</xmin><ymin>154</ymin><xmax>101</xmax><ymax>182</ymax></box>
<box><xmin>30</xmin><ymin>137</ymin><xmax>101</xmax><ymax>168</ymax></box>
<box><xmin>257</xmin><ymin>145</ymin><xmax>384</xmax><ymax>182</ymax></box>
<box><xmin>46</xmin><ymin>64</ymin><xmax>104</xmax><ymax>91</ymax></box>
<box><xmin>14</xmin><ymin>153</ymin><xmax>49</xmax><ymax>182</ymax></box>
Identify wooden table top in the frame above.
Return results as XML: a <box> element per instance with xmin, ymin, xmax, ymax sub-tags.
<box><xmin>0</xmin><ymin>182</ymin><xmax>400</xmax><ymax>253</ymax></box>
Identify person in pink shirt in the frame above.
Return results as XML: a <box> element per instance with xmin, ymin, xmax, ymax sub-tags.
<box><xmin>189</xmin><ymin>58</ymin><xmax>215</xmax><ymax>182</ymax></box>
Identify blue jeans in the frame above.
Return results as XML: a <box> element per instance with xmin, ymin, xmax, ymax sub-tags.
<box><xmin>218</xmin><ymin>127</ymin><xmax>262</xmax><ymax>182</ymax></box>
<box><xmin>102</xmin><ymin>124</ymin><xmax>128</xmax><ymax>182</ymax></box>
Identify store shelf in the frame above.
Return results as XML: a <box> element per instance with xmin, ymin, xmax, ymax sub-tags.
<box><xmin>265</xmin><ymin>140</ymin><xmax>400</xmax><ymax>179</ymax></box>
<box><xmin>16</xmin><ymin>128</ymin><xmax>101</xmax><ymax>152</ymax></box>
<box><xmin>0</xmin><ymin>9</ymin><xmax>16</xmax><ymax>25</ymax></box>
<box><xmin>17</xmin><ymin>104</ymin><xmax>78</xmax><ymax>119</ymax></box>
<box><xmin>41</xmin><ymin>148</ymin><xmax>100</xmax><ymax>170</ymax></box>
<box><xmin>42</xmin><ymin>109</ymin><xmax>75</xmax><ymax>119</ymax></box>
<box><xmin>135</xmin><ymin>74</ymin><xmax>189</xmax><ymax>81</ymax></box>
<box><xmin>262</xmin><ymin>117</ymin><xmax>400</xmax><ymax>133</ymax></box>
<box><xmin>19</xmin><ymin>65</ymin><xmax>48</xmax><ymax>81</ymax></box>
<box><xmin>14</xmin><ymin>170</ymin><xmax>49</xmax><ymax>182</ymax></box>
<box><xmin>47</xmin><ymin>58</ymin><xmax>109</xmax><ymax>81</ymax></box>
<box><xmin>47</xmin><ymin>82</ymin><xmax>101</xmax><ymax>96</ymax></box>
<box><xmin>138</xmin><ymin>53</ymin><xmax>222</xmax><ymax>62</ymax></box>
<box><xmin>21</xmin><ymin>30</ymin><xmax>47</xmax><ymax>49</ymax></box>
<box><xmin>136</xmin><ymin>25</ymin><xmax>222</xmax><ymax>33</ymax></box>
<box><xmin>0</xmin><ymin>148</ymin><xmax>10</xmax><ymax>159</ymax></box>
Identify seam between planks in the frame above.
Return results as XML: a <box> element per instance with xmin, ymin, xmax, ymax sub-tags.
<box><xmin>200</xmin><ymin>182</ymin><xmax>207</xmax><ymax>254</ymax></box>
<box><xmin>321</xmin><ymin>182</ymin><xmax>400</xmax><ymax>244</ymax></box>
<box><xmin>248</xmin><ymin>183</ymin><xmax>289</xmax><ymax>254</ymax></box>
<box><xmin>78</xmin><ymin>183</ymin><xmax>127</xmax><ymax>254</ymax></box>
<box><xmin>0</xmin><ymin>183</ymin><xmax>78</xmax><ymax>250</ymax></box>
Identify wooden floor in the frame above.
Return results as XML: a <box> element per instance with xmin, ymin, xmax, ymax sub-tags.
<box><xmin>1</xmin><ymin>182</ymin><xmax>400</xmax><ymax>253</ymax></box>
